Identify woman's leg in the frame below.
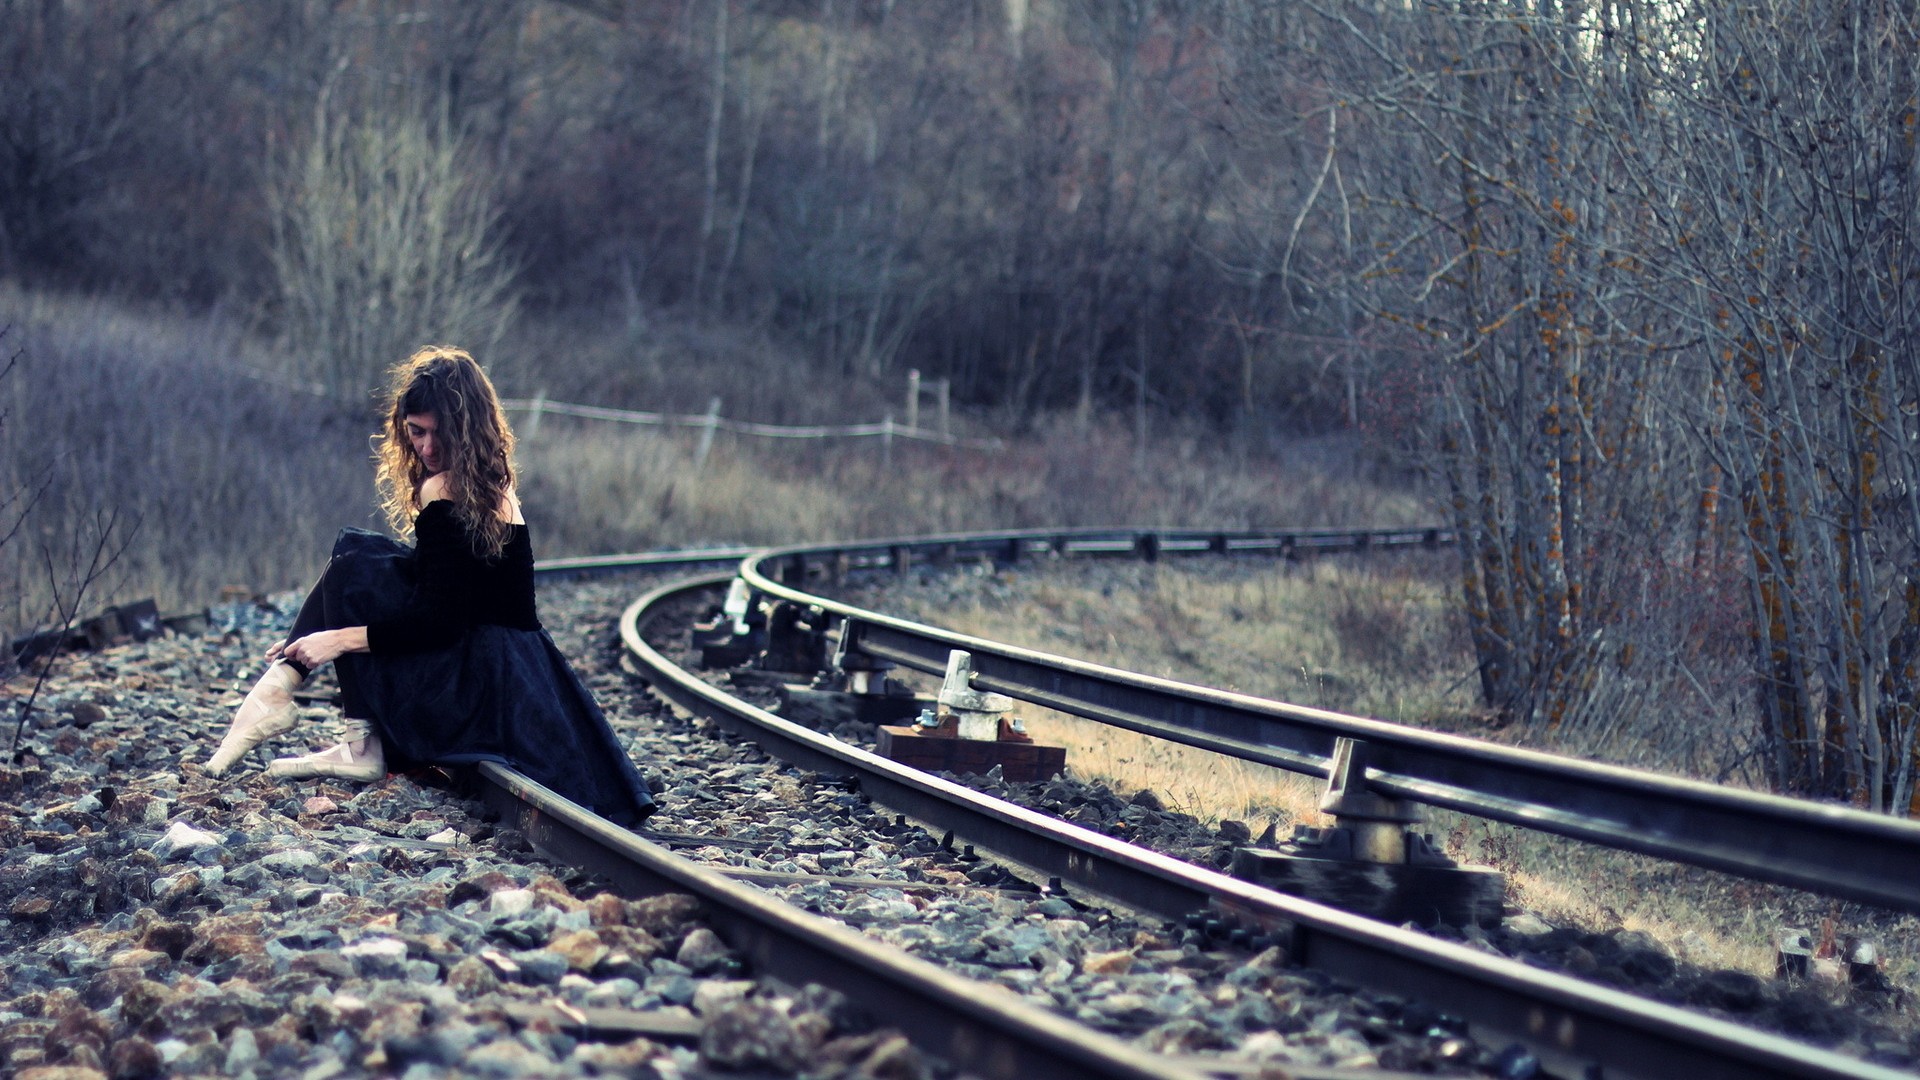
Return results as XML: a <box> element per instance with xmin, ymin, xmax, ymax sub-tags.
<box><xmin>266</xmin><ymin>716</ymin><xmax>385</xmax><ymax>782</ymax></box>
<box><xmin>205</xmin><ymin>565</ymin><xmax>334</xmax><ymax>776</ymax></box>
<box><xmin>205</xmin><ymin>659</ymin><xmax>304</xmax><ymax>775</ymax></box>
<box><xmin>275</xmin><ymin>558</ymin><xmax>342</xmax><ymax>681</ymax></box>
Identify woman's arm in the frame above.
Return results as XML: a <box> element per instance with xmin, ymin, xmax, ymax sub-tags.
<box><xmin>271</xmin><ymin>626</ymin><xmax>370</xmax><ymax>668</ymax></box>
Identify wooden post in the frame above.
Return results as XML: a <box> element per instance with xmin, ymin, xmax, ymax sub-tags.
<box><xmin>906</xmin><ymin>369</ymin><xmax>921</xmax><ymax>432</ymax></box>
<box><xmin>881</xmin><ymin>413</ymin><xmax>894</xmax><ymax>467</ymax></box>
<box><xmin>526</xmin><ymin>390</ymin><xmax>547</xmax><ymax>441</ymax></box>
<box><xmin>937</xmin><ymin>377</ymin><xmax>950</xmax><ymax>438</ymax></box>
<box><xmin>694</xmin><ymin>397</ymin><xmax>722</xmax><ymax>469</ymax></box>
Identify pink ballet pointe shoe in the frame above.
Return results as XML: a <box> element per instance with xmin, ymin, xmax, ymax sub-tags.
<box><xmin>206</xmin><ymin>662</ymin><xmax>303</xmax><ymax>776</ymax></box>
<box><xmin>267</xmin><ymin>721</ymin><xmax>384</xmax><ymax>783</ymax></box>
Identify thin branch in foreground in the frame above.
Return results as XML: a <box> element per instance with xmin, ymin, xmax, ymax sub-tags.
<box><xmin>9</xmin><ymin>508</ymin><xmax>142</xmax><ymax>758</ymax></box>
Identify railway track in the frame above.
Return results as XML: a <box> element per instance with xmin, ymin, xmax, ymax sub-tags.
<box><xmin>484</xmin><ymin>528</ymin><xmax>1915</xmax><ymax>1079</ymax></box>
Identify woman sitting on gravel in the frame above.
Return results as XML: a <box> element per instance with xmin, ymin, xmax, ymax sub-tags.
<box><xmin>203</xmin><ymin>345</ymin><xmax>657</xmax><ymax>826</ymax></box>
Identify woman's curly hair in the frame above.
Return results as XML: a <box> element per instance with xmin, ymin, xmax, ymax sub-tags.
<box><xmin>374</xmin><ymin>346</ymin><xmax>517</xmax><ymax>558</ymax></box>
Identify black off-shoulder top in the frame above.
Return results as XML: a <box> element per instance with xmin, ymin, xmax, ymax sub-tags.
<box><xmin>365</xmin><ymin>500</ymin><xmax>540</xmax><ymax>654</ymax></box>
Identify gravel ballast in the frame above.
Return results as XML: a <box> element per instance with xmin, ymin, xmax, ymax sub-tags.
<box><xmin>1</xmin><ymin>570</ymin><xmax>1911</xmax><ymax>1077</ymax></box>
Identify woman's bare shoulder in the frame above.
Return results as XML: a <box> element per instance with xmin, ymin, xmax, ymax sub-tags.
<box><xmin>418</xmin><ymin>473</ymin><xmax>453</xmax><ymax>505</ymax></box>
<box><xmin>501</xmin><ymin>489</ymin><xmax>525</xmax><ymax>525</ymax></box>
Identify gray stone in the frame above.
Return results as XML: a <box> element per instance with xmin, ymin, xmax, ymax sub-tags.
<box><xmin>691</xmin><ymin>978</ymin><xmax>756</xmax><ymax>1015</ymax></box>
<box><xmin>488</xmin><ymin>889</ymin><xmax>536</xmax><ymax>917</ymax></box>
<box><xmin>509</xmin><ymin>948</ymin><xmax>569</xmax><ymax>985</ymax></box>
<box><xmin>462</xmin><ymin>1037</ymin><xmax>553</xmax><ymax>1077</ymax></box>
<box><xmin>674</xmin><ymin>927</ymin><xmax>732</xmax><ymax>974</ymax></box>
<box><xmin>700</xmin><ymin>999</ymin><xmax>810</xmax><ymax>1073</ymax></box>
<box><xmin>154</xmin><ymin>820</ymin><xmax>222</xmax><ymax>861</ymax></box>
<box><xmin>342</xmin><ymin>937</ymin><xmax>411</xmax><ymax>979</ymax></box>
<box><xmin>225</xmin><ymin>1026</ymin><xmax>262</xmax><ymax>1073</ymax></box>
<box><xmin>260</xmin><ymin>849</ymin><xmax>321</xmax><ymax>875</ymax></box>
<box><xmin>581</xmin><ymin>978</ymin><xmax>641</xmax><ymax>1007</ymax></box>
<box><xmin>654</xmin><ymin>973</ymin><xmax>697</xmax><ymax>1006</ymax></box>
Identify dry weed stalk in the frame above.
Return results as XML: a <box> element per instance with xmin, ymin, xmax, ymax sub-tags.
<box><xmin>266</xmin><ymin>93</ymin><xmax>518</xmax><ymax>400</ymax></box>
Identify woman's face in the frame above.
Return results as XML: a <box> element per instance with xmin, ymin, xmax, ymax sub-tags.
<box><xmin>404</xmin><ymin>413</ymin><xmax>444</xmax><ymax>474</ymax></box>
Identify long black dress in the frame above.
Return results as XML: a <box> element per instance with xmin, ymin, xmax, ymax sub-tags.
<box><xmin>281</xmin><ymin>500</ymin><xmax>656</xmax><ymax>826</ymax></box>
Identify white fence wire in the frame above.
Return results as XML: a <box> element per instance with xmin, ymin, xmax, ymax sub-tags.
<box><xmin>499</xmin><ymin>393</ymin><xmax>1001</xmax><ymax>452</ymax></box>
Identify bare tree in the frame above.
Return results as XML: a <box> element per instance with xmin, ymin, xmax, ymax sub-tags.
<box><xmin>266</xmin><ymin>86</ymin><xmax>520</xmax><ymax>398</ymax></box>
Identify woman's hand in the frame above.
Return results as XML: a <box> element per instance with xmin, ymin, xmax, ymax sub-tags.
<box><xmin>277</xmin><ymin>627</ymin><xmax>370</xmax><ymax>669</ymax></box>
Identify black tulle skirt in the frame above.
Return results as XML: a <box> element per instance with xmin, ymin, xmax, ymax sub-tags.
<box><xmin>306</xmin><ymin>528</ymin><xmax>656</xmax><ymax>827</ymax></box>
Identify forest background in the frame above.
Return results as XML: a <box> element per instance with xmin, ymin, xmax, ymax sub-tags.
<box><xmin>3</xmin><ymin>0</ymin><xmax>1920</xmax><ymax>819</ymax></box>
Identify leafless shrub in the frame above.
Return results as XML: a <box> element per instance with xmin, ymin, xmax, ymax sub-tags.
<box><xmin>0</xmin><ymin>288</ymin><xmax>371</xmax><ymax>645</ymax></box>
<box><xmin>266</xmin><ymin>94</ymin><xmax>519</xmax><ymax>399</ymax></box>
<box><xmin>9</xmin><ymin>506</ymin><xmax>139</xmax><ymax>756</ymax></box>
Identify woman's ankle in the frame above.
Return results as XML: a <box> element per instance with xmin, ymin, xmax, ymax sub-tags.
<box><xmin>253</xmin><ymin>661</ymin><xmax>303</xmax><ymax>702</ymax></box>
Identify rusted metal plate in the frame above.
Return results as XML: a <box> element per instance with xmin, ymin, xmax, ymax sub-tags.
<box><xmin>876</xmin><ymin>724</ymin><xmax>1066</xmax><ymax>783</ymax></box>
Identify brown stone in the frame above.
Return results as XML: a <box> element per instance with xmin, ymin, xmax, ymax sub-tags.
<box><xmin>115</xmin><ymin>980</ymin><xmax>179</xmax><ymax>1033</ymax></box>
<box><xmin>569</xmin><ymin>1039</ymin><xmax>667</xmax><ymax>1074</ymax></box>
<box><xmin>154</xmin><ymin>992</ymin><xmax>246</xmax><ymax>1040</ymax></box>
<box><xmin>17</xmin><ymin>1065</ymin><xmax>107</xmax><ymax>1080</ymax></box>
<box><xmin>861</xmin><ymin>1034</ymin><xmax>934</xmax><ymax>1080</ymax></box>
<box><xmin>105</xmin><ymin>1035</ymin><xmax>163</xmax><ymax>1080</ymax></box>
<box><xmin>301</xmin><ymin>992</ymin><xmax>373</xmax><ymax>1038</ymax></box>
<box><xmin>447</xmin><ymin>870</ymin><xmax>519</xmax><ymax>908</ymax></box>
<box><xmin>290</xmin><ymin>951</ymin><xmax>355</xmax><ymax>981</ymax></box>
<box><xmin>1082</xmin><ymin>949</ymin><xmax>1135</xmax><ymax>975</ymax></box>
<box><xmin>599</xmin><ymin>925</ymin><xmax>666</xmax><ymax>962</ymax></box>
<box><xmin>183</xmin><ymin>914</ymin><xmax>265</xmax><ymax>964</ymax></box>
<box><xmin>585</xmin><ymin>892</ymin><xmax>626</xmax><ymax>927</ymax></box>
<box><xmin>700</xmin><ymin>1000</ymin><xmax>809</xmax><ymax>1073</ymax></box>
<box><xmin>106</xmin><ymin>793</ymin><xmax>168</xmax><ymax>828</ymax></box>
<box><xmin>363</xmin><ymin>1001</ymin><xmax>425</xmax><ymax>1047</ymax></box>
<box><xmin>60</xmin><ymin>1044</ymin><xmax>107</xmax><ymax>1074</ymax></box>
<box><xmin>253</xmin><ymin>1013</ymin><xmax>302</xmax><ymax>1056</ymax></box>
<box><xmin>627</xmin><ymin>893</ymin><xmax>702</xmax><ymax>938</ymax></box>
<box><xmin>528</xmin><ymin>874</ymin><xmax>587</xmax><ymax>913</ymax></box>
<box><xmin>50</xmin><ymin>1001</ymin><xmax>108</xmax><ymax>1036</ymax></box>
<box><xmin>104</xmin><ymin>949</ymin><xmax>169</xmax><ymax>972</ymax></box>
<box><xmin>133</xmin><ymin>917</ymin><xmax>192</xmax><ymax>960</ymax></box>
<box><xmin>547</xmin><ymin>930</ymin><xmax>609</xmax><ymax>973</ymax></box>
<box><xmin>445</xmin><ymin>955</ymin><xmax>500</xmax><ymax>1000</ymax></box>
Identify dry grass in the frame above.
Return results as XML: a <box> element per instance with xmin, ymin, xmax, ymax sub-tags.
<box><xmin>0</xmin><ymin>285</ymin><xmax>1421</xmax><ymax>641</ymax></box>
<box><xmin>0</xmin><ymin>286</ymin><xmax>373</xmax><ymax>633</ymax></box>
<box><xmin>854</xmin><ymin>556</ymin><xmax>1920</xmax><ymax>991</ymax></box>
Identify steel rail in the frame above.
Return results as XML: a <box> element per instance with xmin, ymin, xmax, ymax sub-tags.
<box><xmin>749</xmin><ymin>525</ymin><xmax>1450</xmax><ymax>580</ymax></box>
<box><xmin>737</xmin><ymin>542</ymin><xmax>1920</xmax><ymax>917</ymax></box>
<box><xmin>533</xmin><ymin>546</ymin><xmax>754</xmax><ymax>577</ymax></box>
<box><xmin>528</xmin><ymin>526</ymin><xmax>1440</xmax><ymax>582</ymax></box>
<box><xmin>623</xmin><ymin>575</ymin><xmax>1905</xmax><ymax>1080</ymax></box>
<box><xmin>471</xmin><ymin>761</ymin><xmax>1206</xmax><ymax>1080</ymax></box>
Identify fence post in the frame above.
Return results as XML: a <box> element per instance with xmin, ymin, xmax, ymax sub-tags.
<box><xmin>694</xmin><ymin>396</ymin><xmax>722</xmax><ymax>470</ymax></box>
<box><xmin>881</xmin><ymin>413</ymin><xmax>894</xmax><ymax>468</ymax></box>
<box><xmin>906</xmin><ymin>369</ymin><xmax>921</xmax><ymax>432</ymax></box>
<box><xmin>526</xmin><ymin>390</ymin><xmax>547</xmax><ymax>441</ymax></box>
<box><xmin>936</xmin><ymin>377</ymin><xmax>950</xmax><ymax>438</ymax></box>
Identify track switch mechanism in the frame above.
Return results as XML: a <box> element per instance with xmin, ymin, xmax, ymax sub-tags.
<box><xmin>691</xmin><ymin>579</ymin><xmax>761</xmax><ymax>669</ymax></box>
<box><xmin>875</xmin><ymin>650</ymin><xmax>1065</xmax><ymax>782</ymax></box>
<box><xmin>776</xmin><ymin>622</ymin><xmax>927</xmax><ymax>727</ymax></box>
<box><xmin>1233</xmin><ymin>737</ymin><xmax>1505</xmax><ymax>928</ymax></box>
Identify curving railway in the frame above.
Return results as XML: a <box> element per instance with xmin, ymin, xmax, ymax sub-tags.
<box><xmin>3</xmin><ymin>526</ymin><xmax>1916</xmax><ymax>1079</ymax></box>
<box><xmin>513</xmin><ymin>527</ymin><xmax>1915</xmax><ymax>1080</ymax></box>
